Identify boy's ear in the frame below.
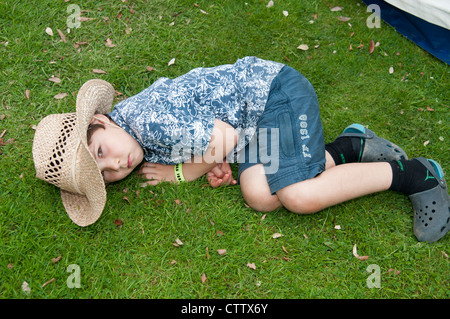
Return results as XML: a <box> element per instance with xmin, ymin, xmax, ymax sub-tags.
<box><xmin>90</xmin><ymin>114</ymin><xmax>110</xmax><ymax>125</ymax></box>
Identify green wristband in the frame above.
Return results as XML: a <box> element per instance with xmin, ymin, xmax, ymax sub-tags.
<box><xmin>174</xmin><ymin>163</ymin><xmax>185</xmax><ymax>182</ymax></box>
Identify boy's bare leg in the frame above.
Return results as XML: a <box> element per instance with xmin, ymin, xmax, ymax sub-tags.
<box><xmin>240</xmin><ymin>152</ymin><xmax>448</xmax><ymax>242</ymax></box>
<box><xmin>275</xmin><ymin>162</ymin><xmax>392</xmax><ymax>214</ymax></box>
<box><xmin>240</xmin><ymin>154</ymin><xmax>392</xmax><ymax>214</ymax></box>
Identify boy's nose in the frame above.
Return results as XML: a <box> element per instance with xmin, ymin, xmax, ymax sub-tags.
<box><xmin>104</xmin><ymin>158</ymin><xmax>120</xmax><ymax>171</ymax></box>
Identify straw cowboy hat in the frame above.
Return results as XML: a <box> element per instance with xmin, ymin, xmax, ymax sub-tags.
<box><xmin>32</xmin><ymin>79</ymin><xmax>114</xmax><ymax>226</ymax></box>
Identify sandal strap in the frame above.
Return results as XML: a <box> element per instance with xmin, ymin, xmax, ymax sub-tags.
<box><xmin>414</xmin><ymin>157</ymin><xmax>446</xmax><ymax>189</ymax></box>
<box><xmin>337</xmin><ymin>124</ymin><xmax>375</xmax><ymax>140</ymax></box>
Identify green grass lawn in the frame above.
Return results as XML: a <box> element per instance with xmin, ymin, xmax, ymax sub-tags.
<box><xmin>0</xmin><ymin>0</ymin><xmax>448</xmax><ymax>299</ymax></box>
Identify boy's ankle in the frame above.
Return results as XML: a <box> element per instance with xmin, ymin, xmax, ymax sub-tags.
<box><xmin>389</xmin><ymin>159</ymin><xmax>439</xmax><ymax>195</ymax></box>
<box><xmin>325</xmin><ymin>136</ymin><xmax>361</xmax><ymax>165</ymax></box>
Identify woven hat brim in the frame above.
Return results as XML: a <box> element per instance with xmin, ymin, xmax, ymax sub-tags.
<box><xmin>60</xmin><ymin>141</ymin><xmax>106</xmax><ymax>226</ymax></box>
<box><xmin>76</xmin><ymin>79</ymin><xmax>115</xmax><ymax>148</ymax></box>
<box><xmin>62</xmin><ymin>78</ymin><xmax>113</xmax><ymax>226</ymax></box>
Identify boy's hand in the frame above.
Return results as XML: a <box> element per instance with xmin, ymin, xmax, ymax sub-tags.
<box><xmin>206</xmin><ymin>161</ymin><xmax>237</xmax><ymax>188</ymax></box>
<box><xmin>138</xmin><ymin>162</ymin><xmax>175</xmax><ymax>185</ymax></box>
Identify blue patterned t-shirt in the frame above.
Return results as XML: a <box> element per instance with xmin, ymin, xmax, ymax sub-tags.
<box><xmin>108</xmin><ymin>56</ymin><xmax>284</xmax><ymax>164</ymax></box>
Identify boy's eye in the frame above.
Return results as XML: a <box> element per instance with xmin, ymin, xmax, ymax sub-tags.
<box><xmin>98</xmin><ymin>146</ymin><xmax>103</xmax><ymax>158</ymax></box>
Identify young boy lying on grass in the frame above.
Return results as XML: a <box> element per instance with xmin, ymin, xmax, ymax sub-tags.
<box><xmin>32</xmin><ymin>57</ymin><xmax>449</xmax><ymax>242</ymax></box>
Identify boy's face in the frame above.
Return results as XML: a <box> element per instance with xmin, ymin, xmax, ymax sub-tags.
<box><xmin>88</xmin><ymin>115</ymin><xmax>144</xmax><ymax>183</ymax></box>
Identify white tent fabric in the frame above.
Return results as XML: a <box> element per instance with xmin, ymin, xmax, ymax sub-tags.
<box><xmin>384</xmin><ymin>0</ymin><xmax>450</xmax><ymax>30</ymax></box>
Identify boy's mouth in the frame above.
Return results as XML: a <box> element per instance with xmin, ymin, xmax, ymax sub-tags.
<box><xmin>127</xmin><ymin>155</ymin><xmax>132</xmax><ymax>169</ymax></box>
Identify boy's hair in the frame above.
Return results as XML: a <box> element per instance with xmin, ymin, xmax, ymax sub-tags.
<box><xmin>86</xmin><ymin>113</ymin><xmax>115</xmax><ymax>146</ymax></box>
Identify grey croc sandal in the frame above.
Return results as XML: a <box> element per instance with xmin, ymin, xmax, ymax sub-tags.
<box><xmin>409</xmin><ymin>157</ymin><xmax>450</xmax><ymax>243</ymax></box>
<box><xmin>338</xmin><ymin>123</ymin><xmax>408</xmax><ymax>162</ymax></box>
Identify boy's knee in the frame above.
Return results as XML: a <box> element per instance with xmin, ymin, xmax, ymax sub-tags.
<box><xmin>240</xmin><ymin>165</ymin><xmax>281</xmax><ymax>212</ymax></box>
<box><xmin>242</xmin><ymin>188</ymin><xmax>281</xmax><ymax>212</ymax></box>
<box><xmin>277</xmin><ymin>187</ymin><xmax>322</xmax><ymax>214</ymax></box>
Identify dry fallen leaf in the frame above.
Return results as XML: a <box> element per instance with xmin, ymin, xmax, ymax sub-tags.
<box><xmin>48</xmin><ymin>76</ymin><xmax>61</xmax><ymax>83</ymax></box>
<box><xmin>57</xmin><ymin>29</ymin><xmax>66</xmax><ymax>43</ymax></box>
<box><xmin>388</xmin><ymin>268</ymin><xmax>401</xmax><ymax>275</ymax></box>
<box><xmin>114</xmin><ymin>219</ymin><xmax>123</xmax><ymax>227</ymax></box>
<box><xmin>146</xmin><ymin>66</ymin><xmax>156</xmax><ymax>72</ymax></box>
<box><xmin>282</xmin><ymin>11</ymin><xmax>289</xmax><ymax>16</ymax></box>
<box><xmin>247</xmin><ymin>263</ymin><xmax>256</xmax><ymax>270</ymax></box>
<box><xmin>74</xmin><ymin>41</ymin><xmax>90</xmax><ymax>48</ymax></box>
<box><xmin>122</xmin><ymin>196</ymin><xmax>130</xmax><ymax>203</ymax></box>
<box><xmin>297</xmin><ymin>44</ymin><xmax>309</xmax><ymax>51</ymax></box>
<box><xmin>330</xmin><ymin>6</ymin><xmax>343</xmax><ymax>11</ymax></box>
<box><xmin>352</xmin><ymin>244</ymin><xmax>369</xmax><ymax>261</ymax></box>
<box><xmin>389</xmin><ymin>66</ymin><xmax>394</xmax><ymax>74</ymax></box>
<box><xmin>78</xmin><ymin>17</ymin><xmax>95</xmax><ymax>22</ymax></box>
<box><xmin>201</xmin><ymin>273</ymin><xmax>207</xmax><ymax>283</ymax></box>
<box><xmin>217</xmin><ymin>249</ymin><xmax>227</xmax><ymax>255</ymax></box>
<box><xmin>41</xmin><ymin>278</ymin><xmax>55</xmax><ymax>288</ymax></box>
<box><xmin>25</xmin><ymin>89</ymin><xmax>30</xmax><ymax>100</ymax></box>
<box><xmin>168</xmin><ymin>58</ymin><xmax>176</xmax><ymax>66</ymax></box>
<box><xmin>54</xmin><ymin>92</ymin><xmax>68</xmax><ymax>100</ymax></box>
<box><xmin>175</xmin><ymin>238</ymin><xmax>183</xmax><ymax>246</ymax></box>
<box><xmin>21</xmin><ymin>281</ymin><xmax>31</xmax><ymax>294</ymax></box>
<box><xmin>92</xmin><ymin>69</ymin><xmax>107</xmax><ymax>74</ymax></box>
<box><xmin>337</xmin><ymin>16</ymin><xmax>351</xmax><ymax>22</ymax></box>
<box><xmin>51</xmin><ymin>255</ymin><xmax>62</xmax><ymax>263</ymax></box>
<box><xmin>0</xmin><ymin>134</ymin><xmax>14</xmax><ymax>148</ymax></box>
<box><xmin>45</xmin><ymin>27</ymin><xmax>53</xmax><ymax>36</ymax></box>
<box><xmin>105</xmin><ymin>38</ymin><xmax>116</xmax><ymax>47</ymax></box>
<box><xmin>272</xmin><ymin>233</ymin><xmax>283</xmax><ymax>239</ymax></box>
<box><xmin>369</xmin><ymin>39</ymin><xmax>375</xmax><ymax>54</ymax></box>
<box><xmin>266</xmin><ymin>1</ymin><xmax>274</xmax><ymax>8</ymax></box>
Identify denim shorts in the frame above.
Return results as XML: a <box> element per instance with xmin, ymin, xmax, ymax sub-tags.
<box><xmin>237</xmin><ymin>65</ymin><xmax>326</xmax><ymax>194</ymax></box>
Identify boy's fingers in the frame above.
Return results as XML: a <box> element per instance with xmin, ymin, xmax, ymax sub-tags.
<box><xmin>210</xmin><ymin>165</ymin><xmax>225</xmax><ymax>178</ymax></box>
<box><xmin>141</xmin><ymin>179</ymin><xmax>160</xmax><ymax>186</ymax></box>
<box><xmin>209</xmin><ymin>179</ymin><xmax>221</xmax><ymax>188</ymax></box>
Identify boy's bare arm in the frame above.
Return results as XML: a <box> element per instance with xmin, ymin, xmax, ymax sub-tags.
<box><xmin>182</xmin><ymin>119</ymin><xmax>238</xmax><ymax>181</ymax></box>
<box><xmin>138</xmin><ymin>119</ymin><xmax>238</xmax><ymax>184</ymax></box>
